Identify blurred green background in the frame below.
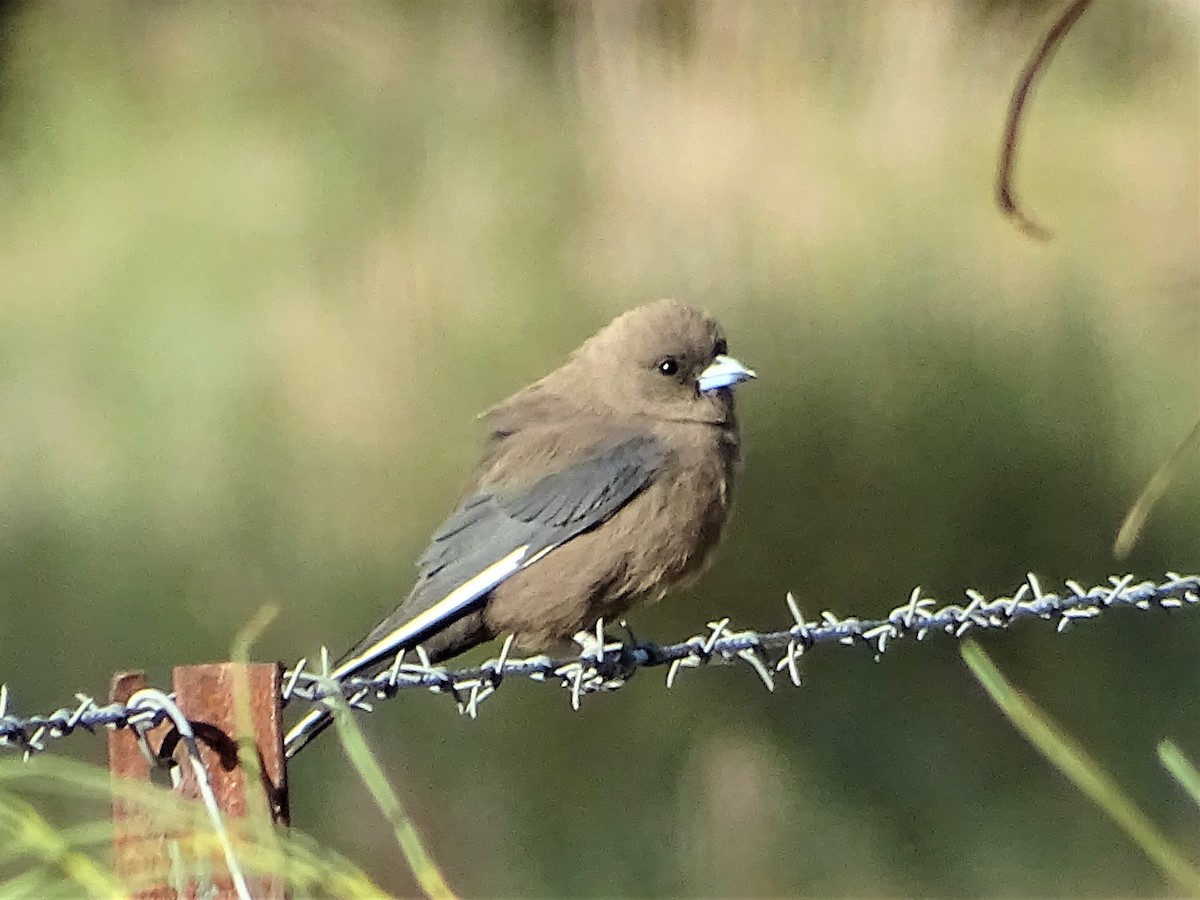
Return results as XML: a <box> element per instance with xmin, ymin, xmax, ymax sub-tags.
<box><xmin>1</xmin><ymin>0</ymin><xmax>1197</xmax><ymax>895</ymax></box>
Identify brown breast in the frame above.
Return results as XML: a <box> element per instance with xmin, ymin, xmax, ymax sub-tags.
<box><xmin>483</xmin><ymin>420</ymin><xmax>739</xmax><ymax>648</ymax></box>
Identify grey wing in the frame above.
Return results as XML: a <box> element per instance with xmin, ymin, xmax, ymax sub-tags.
<box><xmin>329</xmin><ymin>433</ymin><xmax>665</xmax><ymax>680</ymax></box>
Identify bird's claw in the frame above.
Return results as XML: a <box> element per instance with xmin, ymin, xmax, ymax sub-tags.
<box><xmin>553</xmin><ymin>621</ymin><xmax>639</xmax><ymax>709</ymax></box>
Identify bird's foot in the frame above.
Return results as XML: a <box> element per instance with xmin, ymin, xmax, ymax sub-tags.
<box><xmin>554</xmin><ymin>619</ymin><xmax>640</xmax><ymax>709</ymax></box>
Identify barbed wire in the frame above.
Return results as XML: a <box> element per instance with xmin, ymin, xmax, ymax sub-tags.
<box><xmin>1</xmin><ymin>572</ymin><xmax>1197</xmax><ymax>758</ymax></box>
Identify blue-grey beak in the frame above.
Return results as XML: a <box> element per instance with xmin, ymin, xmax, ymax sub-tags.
<box><xmin>697</xmin><ymin>354</ymin><xmax>757</xmax><ymax>393</ymax></box>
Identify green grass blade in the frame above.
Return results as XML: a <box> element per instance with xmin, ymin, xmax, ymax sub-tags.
<box><xmin>961</xmin><ymin>641</ymin><xmax>1200</xmax><ymax>893</ymax></box>
<box><xmin>0</xmin><ymin>790</ymin><xmax>125</xmax><ymax>898</ymax></box>
<box><xmin>328</xmin><ymin>700</ymin><xmax>456</xmax><ymax>899</ymax></box>
<box><xmin>1113</xmin><ymin>416</ymin><xmax>1200</xmax><ymax>559</ymax></box>
<box><xmin>0</xmin><ymin>754</ymin><xmax>383</xmax><ymax>898</ymax></box>
<box><xmin>1158</xmin><ymin>741</ymin><xmax>1200</xmax><ymax>812</ymax></box>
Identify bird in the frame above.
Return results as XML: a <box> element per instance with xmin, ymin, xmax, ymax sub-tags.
<box><xmin>284</xmin><ymin>299</ymin><xmax>755</xmax><ymax>757</ymax></box>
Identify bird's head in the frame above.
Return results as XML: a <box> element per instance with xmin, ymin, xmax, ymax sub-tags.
<box><xmin>564</xmin><ymin>299</ymin><xmax>756</xmax><ymax>427</ymax></box>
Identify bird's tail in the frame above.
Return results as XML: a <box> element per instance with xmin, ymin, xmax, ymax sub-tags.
<box><xmin>283</xmin><ymin>548</ymin><xmax>528</xmax><ymax>758</ymax></box>
<box><xmin>284</xmin><ymin>706</ymin><xmax>334</xmax><ymax>759</ymax></box>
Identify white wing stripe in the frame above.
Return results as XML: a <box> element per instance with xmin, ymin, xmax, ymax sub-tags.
<box><xmin>332</xmin><ymin>544</ymin><xmax>532</xmax><ymax>679</ymax></box>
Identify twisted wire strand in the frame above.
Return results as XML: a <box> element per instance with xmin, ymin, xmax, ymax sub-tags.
<box><xmin>1</xmin><ymin>573</ymin><xmax>1197</xmax><ymax>757</ymax></box>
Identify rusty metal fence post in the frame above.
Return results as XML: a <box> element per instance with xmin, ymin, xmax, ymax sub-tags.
<box><xmin>107</xmin><ymin>663</ymin><xmax>290</xmax><ymax>899</ymax></box>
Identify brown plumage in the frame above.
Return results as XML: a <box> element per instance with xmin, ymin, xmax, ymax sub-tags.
<box><xmin>285</xmin><ymin>299</ymin><xmax>755</xmax><ymax>757</ymax></box>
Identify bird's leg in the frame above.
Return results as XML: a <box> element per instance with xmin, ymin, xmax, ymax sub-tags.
<box><xmin>616</xmin><ymin>618</ymin><xmax>639</xmax><ymax>646</ymax></box>
<box><xmin>552</xmin><ymin>619</ymin><xmax>640</xmax><ymax>709</ymax></box>
<box><xmin>616</xmin><ymin>617</ymin><xmax>662</xmax><ymax>661</ymax></box>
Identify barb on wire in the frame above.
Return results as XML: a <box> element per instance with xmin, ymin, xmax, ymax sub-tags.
<box><xmin>0</xmin><ymin>573</ymin><xmax>1197</xmax><ymax>758</ymax></box>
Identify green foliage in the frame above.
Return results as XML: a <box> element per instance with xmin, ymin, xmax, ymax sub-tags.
<box><xmin>0</xmin><ymin>754</ymin><xmax>385</xmax><ymax>897</ymax></box>
<box><xmin>326</xmin><ymin>692</ymin><xmax>456</xmax><ymax>899</ymax></box>
<box><xmin>962</xmin><ymin>641</ymin><xmax>1200</xmax><ymax>894</ymax></box>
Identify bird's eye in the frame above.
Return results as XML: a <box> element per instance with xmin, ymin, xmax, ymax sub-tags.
<box><xmin>657</xmin><ymin>357</ymin><xmax>679</xmax><ymax>377</ymax></box>
<box><xmin>714</xmin><ymin>339</ymin><xmax>728</xmax><ymax>356</ymax></box>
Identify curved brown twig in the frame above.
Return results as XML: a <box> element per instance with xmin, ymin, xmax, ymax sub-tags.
<box><xmin>996</xmin><ymin>0</ymin><xmax>1094</xmax><ymax>240</ymax></box>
